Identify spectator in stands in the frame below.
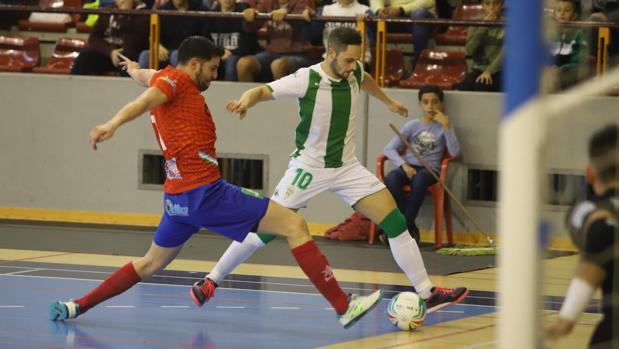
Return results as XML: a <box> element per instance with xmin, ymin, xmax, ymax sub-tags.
<box><xmin>582</xmin><ymin>0</ymin><xmax>619</xmax><ymax>21</ymax></box>
<box><xmin>549</xmin><ymin>0</ymin><xmax>589</xmax><ymax>90</ymax></box>
<box><xmin>203</xmin><ymin>0</ymin><xmax>262</xmax><ymax>81</ymax></box>
<box><xmin>201</xmin><ymin>0</ymin><xmax>216</xmax><ymax>10</ymax></box>
<box><xmin>237</xmin><ymin>0</ymin><xmax>314</xmax><ymax>82</ymax></box>
<box><xmin>381</xmin><ymin>85</ymin><xmax>460</xmax><ymax>243</ymax></box>
<box><xmin>71</xmin><ymin>0</ymin><xmax>149</xmax><ymax>76</ymax></box>
<box><xmin>370</xmin><ymin>0</ymin><xmax>436</xmax><ymax>69</ymax></box>
<box><xmin>137</xmin><ymin>0</ymin><xmax>205</xmax><ymax>69</ymax></box>
<box><xmin>317</xmin><ymin>0</ymin><xmax>371</xmax><ymax>63</ymax></box>
<box><xmin>582</xmin><ymin>0</ymin><xmax>619</xmax><ymax>64</ymax></box>
<box><xmin>0</xmin><ymin>0</ymin><xmax>38</xmax><ymax>30</ymax></box>
<box><xmin>142</xmin><ymin>0</ymin><xmax>168</xmax><ymax>7</ymax></box>
<box><xmin>454</xmin><ymin>0</ymin><xmax>504</xmax><ymax>92</ymax></box>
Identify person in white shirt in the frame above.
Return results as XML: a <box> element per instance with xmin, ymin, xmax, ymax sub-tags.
<box><xmin>320</xmin><ymin>0</ymin><xmax>371</xmax><ymax>62</ymax></box>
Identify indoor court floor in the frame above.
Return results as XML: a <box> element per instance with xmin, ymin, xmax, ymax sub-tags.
<box><xmin>0</xmin><ymin>223</ymin><xmax>604</xmax><ymax>349</ymax></box>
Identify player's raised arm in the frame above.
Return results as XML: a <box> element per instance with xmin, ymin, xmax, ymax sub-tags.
<box><xmin>226</xmin><ymin>85</ymin><xmax>274</xmax><ymax>119</ymax></box>
<box><xmin>89</xmin><ymin>87</ymin><xmax>168</xmax><ymax>150</ymax></box>
<box><xmin>361</xmin><ymin>72</ymin><xmax>408</xmax><ymax>117</ymax></box>
<box><xmin>118</xmin><ymin>54</ymin><xmax>156</xmax><ymax>87</ymax></box>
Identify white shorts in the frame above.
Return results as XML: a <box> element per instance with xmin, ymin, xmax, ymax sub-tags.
<box><xmin>270</xmin><ymin>158</ymin><xmax>386</xmax><ymax>209</ymax></box>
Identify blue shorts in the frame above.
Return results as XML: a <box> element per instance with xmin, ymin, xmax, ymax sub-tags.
<box><xmin>153</xmin><ymin>179</ymin><xmax>270</xmax><ymax>248</ymax></box>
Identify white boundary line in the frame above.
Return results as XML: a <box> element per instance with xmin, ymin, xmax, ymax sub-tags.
<box><xmin>0</xmin><ymin>265</ymin><xmax>391</xmax><ymax>294</ymax></box>
<box><xmin>1</xmin><ymin>268</ymin><xmax>45</xmax><ymax>275</ymax></box>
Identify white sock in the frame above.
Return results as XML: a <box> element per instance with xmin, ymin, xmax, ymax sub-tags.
<box><xmin>388</xmin><ymin>231</ymin><xmax>433</xmax><ymax>299</ymax></box>
<box><xmin>206</xmin><ymin>233</ymin><xmax>266</xmax><ymax>284</ymax></box>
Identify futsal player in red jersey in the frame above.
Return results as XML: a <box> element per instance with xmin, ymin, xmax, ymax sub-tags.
<box><xmin>49</xmin><ymin>36</ymin><xmax>382</xmax><ymax>328</ymax></box>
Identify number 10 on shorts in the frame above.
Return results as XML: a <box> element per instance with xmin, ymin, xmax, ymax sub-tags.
<box><xmin>292</xmin><ymin>168</ymin><xmax>313</xmax><ymax>190</ymax></box>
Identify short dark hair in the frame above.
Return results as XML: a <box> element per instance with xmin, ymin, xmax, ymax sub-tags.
<box><xmin>327</xmin><ymin>27</ymin><xmax>362</xmax><ymax>53</ymax></box>
<box><xmin>418</xmin><ymin>85</ymin><xmax>444</xmax><ymax>101</ymax></box>
<box><xmin>557</xmin><ymin>0</ymin><xmax>581</xmax><ymax>16</ymax></box>
<box><xmin>589</xmin><ymin>124</ymin><xmax>618</xmax><ymax>182</ymax></box>
<box><xmin>177</xmin><ymin>36</ymin><xmax>225</xmax><ymax>65</ymax></box>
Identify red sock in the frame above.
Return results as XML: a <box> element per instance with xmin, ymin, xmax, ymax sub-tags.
<box><xmin>75</xmin><ymin>262</ymin><xmax>141</xmax><ymax>313</ymax></box>
<box><xmin>291</xmin><ymin>241</ymin><xmax>348</xmax><ymax>314</ymax></box>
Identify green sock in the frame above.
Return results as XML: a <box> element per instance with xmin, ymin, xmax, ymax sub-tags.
<box><xmin>378</xmin><ymin>209</ymin><xmax>407</xmax><ymax>238</ymax></box>
<box><xmin>257</xmin><ymin>232</ymin><xmax>277</xmax><ymax>244</ymax></box>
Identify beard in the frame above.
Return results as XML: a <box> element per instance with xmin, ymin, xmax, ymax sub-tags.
<box><xmin>330</xmin><ymin>60</ymin><xmax>351</xmax><ymax>80</ymax></box>
<box><xmin>197</xmin><ymin>63</ymin><xmax>212</xmax><ymax>91</ymax></box>
<box><xmin>198</xmin><ymin>80</ymin><xmax>211</xmax><ymax>92</ymax></box>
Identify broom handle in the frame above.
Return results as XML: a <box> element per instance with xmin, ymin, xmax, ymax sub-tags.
<box><xmin>389</xmin><ymin>124</ymin><xmax>494</xmax><ymax>245</ymax></box>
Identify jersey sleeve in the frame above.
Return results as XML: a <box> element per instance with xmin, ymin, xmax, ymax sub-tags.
<box><xmin>582</xmin><ymin>217</ymin><xmax>616</xmax><ymax>268</ymax></box>
<box><xmin>353</xmin><ymin>60</ymin><xmax>364</xmax><ymax>88</ymax></box>
<box><xmin>267</xmin><ymin>68</ymin><xmax>310</xmax><ymax>99</ymax></box>
<box><xmin>150</xmin><ymin>71</ymin><xmax>180</xmax><ymax>101</ymax></box>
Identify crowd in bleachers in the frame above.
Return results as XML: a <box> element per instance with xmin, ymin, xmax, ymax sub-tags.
<box><xmin>0</xmin><ymin>0</ymin><xmax>617</xmax><ymax>91</ymax></box>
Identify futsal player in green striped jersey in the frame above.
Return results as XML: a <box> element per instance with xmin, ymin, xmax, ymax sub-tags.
<box><xmin>192</xmin><ymin>27</ymin><xmax>469</xmax><ymax>313</ymax></box>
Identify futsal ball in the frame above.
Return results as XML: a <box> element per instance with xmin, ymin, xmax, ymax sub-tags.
<box><xmin>387</xmin><ymin>291</ymin><xmax>427</xmax><ymax>331</ymax></box>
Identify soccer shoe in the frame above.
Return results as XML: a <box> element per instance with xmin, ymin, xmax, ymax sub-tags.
<box><xmin>49</xmin><ymin>300</ymin><xmax>80</xmax><ymax>321</ymax></box>
<box><xmin>424</xmin><ymin>286</ymin><xmax>469</xmax><ymax>313</ymax></box>
<box><xmin>338</xmin><ymin>289</ymin><xmax>383</xmax><ymax>329</ymax></box>
<box><xmin>190</xmin><ymin>277</ymin><xmax>218</xmax><ymax>307</ymax></box>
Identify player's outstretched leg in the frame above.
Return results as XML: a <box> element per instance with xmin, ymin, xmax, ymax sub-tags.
<box><xmin>191</xmin><ymin>232</ymin><xmax>276</xmax><ymax>307</ymax></box>
<box><xmin>255</xmin><ymin>200</ymin><xmax>383</xmax><ymax>328</ymax></box>
<box><xmin>355</xmin><ymin>189</ymin><xmax>469</xmax><ymax>313</ymax></box>
<box><xmin>50</xmin><ymin>242</ymin><xmax>183</xmax><ymax>321</ymax></box>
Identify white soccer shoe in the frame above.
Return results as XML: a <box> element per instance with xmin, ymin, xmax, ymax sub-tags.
<box><xmin>338</xmin><ymin>289</ymin><xmax>384</xmax><ymax>329</ymax></box>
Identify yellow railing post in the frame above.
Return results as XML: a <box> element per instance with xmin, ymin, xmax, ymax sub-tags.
<box><xmin>374</xmin><ymin>19</ymin><xmax>386</xmax><ymax>87</ymax></box>
<box><xmin>596</xmin><ymin>27</ymin><xmax>610</xmax><ymax>76</ymax></box>
<box><xmin>356</xmin><ymin>18</ymin><xmax>366</xmax><ymax>66</ymax></box>
<box><xmin>149</xmin><ymin>13</ymin><xmax>160</xmax><ymax>69</ymax></box>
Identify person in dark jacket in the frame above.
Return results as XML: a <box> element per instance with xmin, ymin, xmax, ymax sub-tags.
<box><xmin>204</xmin><ymin>0</ymin><xmax>262</xmax><ymax>81</ymax></box>
<box><xmin>138</xmin><ymin>0</ymin><xmax>206</xmax><ymax>69</ymax></box>
<box><xmin>71</xmin><ymin>0</ymin><xmax>149</xmax><ymax>76</ymax></box>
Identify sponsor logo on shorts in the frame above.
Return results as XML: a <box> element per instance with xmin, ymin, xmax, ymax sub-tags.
<box><xmin>164</xmin><ymin>199</ymin><xmax>188</xmax><ymax>216</ymax></box>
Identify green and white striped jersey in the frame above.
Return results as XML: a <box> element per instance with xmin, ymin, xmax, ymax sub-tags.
<box><xmin>267</xmin><ymin>61</ymin><xmax>365</xmax><ymax>168</ymax></box>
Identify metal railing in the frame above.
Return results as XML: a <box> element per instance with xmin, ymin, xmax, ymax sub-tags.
<box><xmin>0</xmin><ymin>4</ymin><xmax>616</xmax><ymax>85</ymax></box>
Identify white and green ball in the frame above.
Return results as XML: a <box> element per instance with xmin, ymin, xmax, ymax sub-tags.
<box><xmin>387</xmin><ymin>291</ymin><xmax>427</xmax><ymax>331</ymax></box>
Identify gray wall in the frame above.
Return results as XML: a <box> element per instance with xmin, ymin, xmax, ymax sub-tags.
<box><xmin>0</xmin><ymin>73</ymin><xmax>616</xmax><ymax>236</ymax></box>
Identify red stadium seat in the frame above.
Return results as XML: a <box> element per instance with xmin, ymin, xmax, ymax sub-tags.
<box><xmin>398</xmin><ymin>49</ymin><xmax>467</xmax><ymax>90</ymax></box>
<box><xmin>368</xmin><ymin>150</ymin><xmax>454</xmax><ymax>248</ymax></box>
<box><xmin>371</xmin><ymin>48</ymin><xmax>404</xmax><ymax>86</ymax></box>
<box><xmin>17</xmin><ymin>0</ymin><xmax>81</xmax><ymax>33</ymax></box>
<box><xmin>0</xmin><ymin>35</ymin><xmax>40</xmax><ymax>72</ymax></box>
<box><xmin>386</xmin><ymin>33</ymin><xmax>412</xmax><ymax>44</ymax></box>
<box><xmin>434</xmin><ymin>3</ymin><xmax>484</xmax><ymax>46</ymax></box>
<box><xmin>33</xmin><ymin>37</ymin><xmax>85</xmax><ymax>74</ymax></box>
